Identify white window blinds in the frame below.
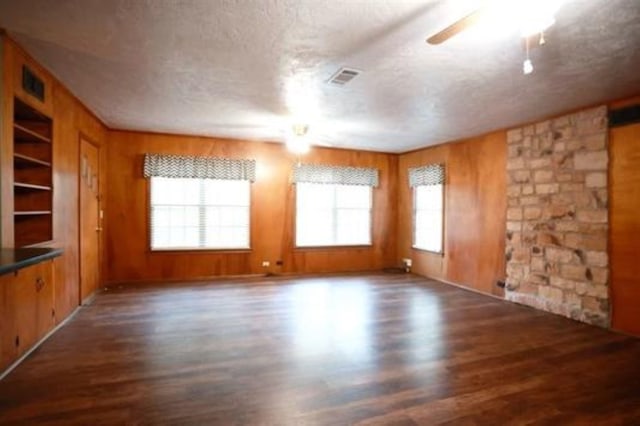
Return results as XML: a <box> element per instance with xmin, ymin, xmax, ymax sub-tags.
<box><xmin>410</xmin><ymin>164</ymin><xmax>445</xmax><ymax>253</ymax></box>
<box><xmin>144</xmin><ymin>154</ymin><xmax>254</xmax><ymax>250</ymax></box>
<box><xmin>296</xmin><ymin>183</ymin><xmax>372</xmax><ymax>247</ymax></box>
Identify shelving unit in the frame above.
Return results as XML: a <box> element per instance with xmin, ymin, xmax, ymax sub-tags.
<box><xmin>13</xmin><ymin>98</ymin><xmax>53</xmax><ymax>247</ymax></box>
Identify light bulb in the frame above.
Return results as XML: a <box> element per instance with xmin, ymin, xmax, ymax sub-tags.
<box><xmin>286</xmin><ymin>124</ymin><xmax>311</xmax><ymax>154</ymax></box>
<box><xmin>286</xmin><ymin>137</ymin><xmax>310</xmax><ymax>155</ymax></box>
<box><xmin>523</xmin><ymin>58</ymin><xmax>534</xmax><ymax>75</ymax></box>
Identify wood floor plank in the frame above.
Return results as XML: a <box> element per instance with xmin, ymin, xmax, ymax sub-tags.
<box><xmin>1</xmin><ymin>273</ymin><xmax>639</xmax><ymax>424</ymax></box>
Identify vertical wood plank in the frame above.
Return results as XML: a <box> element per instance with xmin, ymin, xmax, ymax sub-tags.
<box><xmin>610</xmin><ymin>122</ymin><xmax>640</xmax><ymax>335</ymax></box>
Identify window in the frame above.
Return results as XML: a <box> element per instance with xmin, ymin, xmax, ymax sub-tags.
<box><xmin>150</xmin><ymin>177</ymin><xmax>250</xmax><ymax>250</ymax></box>
<box><xmin>413</xmin><ymin>183</ymin><xmax>444</xmax><ymax>253</ymax></box>
<box><xmin>296</xmin><ymin>183</ymin><xmax>372</xmax><ymax>247</ymax></box>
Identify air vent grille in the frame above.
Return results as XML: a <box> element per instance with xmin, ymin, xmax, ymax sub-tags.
<box><xmin>22</xmin><ymin>66</ymin><xmax>45</xmax><ymax>102</ymax></box>
<box><xmin>609</xmin><ymin>104</ymin><xmax>640</xmax><ymax>128</ymax></box>
<box><xmin>328</xmin><ymin>68</ymin><xmax>360</xmax><ymax>86</ymax></box>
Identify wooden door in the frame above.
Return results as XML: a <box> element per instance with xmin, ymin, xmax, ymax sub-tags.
<box><xmin>79</xmin><ymin>138</ymin><xmax>101</xmax><ymax>303</ymax></box>
<box><xmin>610</xmin><ymin>122</ymin><xmax>640</xmax><ymax>335</ymax></box>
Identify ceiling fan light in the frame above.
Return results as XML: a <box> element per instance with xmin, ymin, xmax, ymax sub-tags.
<box><xmin>286</xmin><ymin>137</ymin><xmax>310</xmax><ymax>155</ymax></box>
<box><xmin>286</xmin><ymin>124</ymin><xmax>311</xmax><ymax>155</ymax></box>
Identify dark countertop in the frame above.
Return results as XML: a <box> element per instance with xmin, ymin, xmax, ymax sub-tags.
<box><xmin>0</xmin><ymin>248</ymin><xmax>63</xmax><ymax>276</ymax></box>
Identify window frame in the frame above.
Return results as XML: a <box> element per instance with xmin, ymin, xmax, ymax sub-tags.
<box><xmin>412</xmin><ymin>183</ymin><xmax>445</xmax><ymax>255</ymax></box>
<box><xmin>147</xmin><ymin>177</ymin><xmax>252</xmax><ymax>253</ymax></box>
<box><xmin>294</xmin><ymin>182</ymin><xmax>374</xmax><ymax>249</ymax></box>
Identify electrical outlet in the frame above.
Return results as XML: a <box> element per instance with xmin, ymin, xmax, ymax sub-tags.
<box><xmin>403</xmin><ymin>258</ymin><xmax>412</xmax><ymax>267</ymax></box>
<box><xmin>262</xmin><ymin>261</ymin><xmax>270</xmax><ymax>267</ymax></box>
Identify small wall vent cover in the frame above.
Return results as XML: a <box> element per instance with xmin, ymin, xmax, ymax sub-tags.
<box><xmin>22</xmin><ymin>66</ymin><xmax>45</xmax><ymax>102</ymax></box>
<box><xmin>609</xmin><ymin>104</ymin><xmax>640</xmax><ymax>128</ymax></box>
<box><xmin>328</xmin><ymin>68</ymin><xmax>361</xmax><ymax>86</ymax></box>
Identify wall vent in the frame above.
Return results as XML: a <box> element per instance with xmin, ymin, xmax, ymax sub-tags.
<box><xmin>609</xmin><ymin>104</ymin><xmax>640</xmax><ymax>128</ymax></box>
<box><xmin>22</xmin><ymin>65</ymin><xmax>45</xmax><ymax>102</ymax></box>
<box><xmin>328</xmin><ymin>68</ymin><xmax>360</xmax><ymax>86</ymax></box>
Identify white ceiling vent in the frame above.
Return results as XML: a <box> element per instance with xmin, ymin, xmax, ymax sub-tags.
<box><xmin>327</xmin><ymin>68</ymin><xmax>361</xmax><ymax>86</ymax></box>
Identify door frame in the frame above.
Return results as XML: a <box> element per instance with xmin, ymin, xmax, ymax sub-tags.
<box><xmin>78</xmin><ymin>133</ymin><xmax>102</xmax><ymax>304</ymax></box>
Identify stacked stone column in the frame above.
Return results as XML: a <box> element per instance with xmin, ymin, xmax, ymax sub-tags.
<box><xmin>505</xmin><ymin>106</ymin><xmax>609</xmax><ymax>327</ymax></box>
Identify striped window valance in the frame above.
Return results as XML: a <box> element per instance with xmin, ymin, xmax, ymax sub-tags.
<box><xmin>409</xmin><ymin>164</ymin><xmax>445</xmax><ymax>187</ymax></box>
<box><xmin>293</xmin><ymin>164</ymin><xmax>379</xmax><ymax>187</ymax></box>
<box><xmin>143</xmin><ymin>154</ymin><xmax>256</xmax><ymax>182</ymax></box>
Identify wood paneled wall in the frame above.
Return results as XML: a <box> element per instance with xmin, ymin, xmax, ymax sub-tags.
<box><xmin>609</xmin><ymin>120</ymin><xmax>640</xmax><ymax>335</ymax></box>
<box><xmin>51</xmin><ymin>84</ymin><xmax>107</xmax><ymax>316</ymax></box>
<box><xmin>1</xmin><ymin>36</ymin><xmax>108</xmax><ymax>321</ymax></box>
<box><xmin>106</xmin><ymin>131</ymin><xmax>398</xmax><ymax>282</ymax></box>
<box><xmin>397</xmin><ymin>132</ymin><xmax>507</xmax><ymax>295</ymax></box>
<box><xmin>6</xmin><ymin>31</ymin><xmax>640</xmax><ymax>329</ymax></box>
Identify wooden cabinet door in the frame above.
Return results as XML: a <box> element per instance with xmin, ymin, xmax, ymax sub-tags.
<box><xmin>35</xmin><ymin>260</ymin><xmax>55</xmax><ymax>338</ymax></box>
<box><xmin>0</xmin><ymin>273</ymin><xmax>16</xmax><ymax>371</ymax></box>
<box><xmin>8</xmin><ymin>261</ymin><xmax>54</xmax><ymax>359</ymax></box>
<box><xmin>0</xmin><ymin>261</ymin><xmax>55</xmax><ymax>374</ymax></box>
<box><xmin>11</xmin><ymin>266</ymin><xmax>39</xmax><ymax>358</ymax></box>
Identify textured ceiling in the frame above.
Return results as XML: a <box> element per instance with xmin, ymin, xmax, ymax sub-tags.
<box><xmin>1</xmin><ymin>0</ymin><xmax>639</xmax><ymax>153</ymax></box>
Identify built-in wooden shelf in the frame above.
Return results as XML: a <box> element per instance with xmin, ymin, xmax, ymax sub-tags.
<box><xmin>14</xmin><ymin>182</ymin><xmax>52</xmax><ymax>191</ymax></box>
<box><xmin>14</xmin><ymin>153</ymin><xmax>52</xmax><ymax>168</ymax></box>
<box><xmin>13</xmin><ymin>122</ymin><xmax>52</xmax><ymax>144</ymax></box>
<box><xmin>14</xmin><ymin>211</ymin><xmax>52</xmax><ymax>216</ymax></box>
<box><xmin>13</xmin><ymin>98</ymin><xmax>54</xmax><ymax>248</ymax></box>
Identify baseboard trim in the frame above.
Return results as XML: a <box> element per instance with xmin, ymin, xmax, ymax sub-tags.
<box><xmin>80</xmin><ymin>289</ymin><xmax>99</xmax><ymax>306</ymax></box>
<box><xmin>105</xmin><ymin>273</ymin><xmax>268</xmax><ymax>288</ymax></box>
<box><xmin>0</xmin><ymin>306</ymin><xmax>81</xmax><ymax>381</ymax></box>
<box><xmin>105</xmin><ymin>269</ymin><xmax>395</xmax><ymax>288</ymax></box>
<box><xmin>411</xmin><ymin>272</ymin><xmax>507</xmax><ymax>302</ymax></box>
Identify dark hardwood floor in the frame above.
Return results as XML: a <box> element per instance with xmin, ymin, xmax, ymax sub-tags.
<box><xmin>1</xmin><ymin>273</ymin><xmax>640</xmax><ymax>425</ymax></box>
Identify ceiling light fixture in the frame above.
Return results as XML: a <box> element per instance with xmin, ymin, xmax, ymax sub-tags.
<box><xmin>518</xmin><ymin>0</ymin><xmax>563</xmax><ymax>75</ymax></box>
<box><xmin>517</xmin><ymin>0</ymin><xmax>562</xmax><ymax>37</ymax></box>
<box><xmin>523</xmin><ymin>36</ymin><xmax>534</xmax><ymax>75</ymax></box>
<box><xmin>286</xmin><ymin>124</ymin><xmax>311</xmax><ymax>155</ymax></box>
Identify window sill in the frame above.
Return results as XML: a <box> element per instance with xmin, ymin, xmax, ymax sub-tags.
<box><xmin>149</xmin><ymin>247</ymin><xmax>252</xmax><ymax>254</ymax></box>
<box><xmin>295</xmin><ymin>244</ymin><xmax>373</xmax><ymax>251</ymax></box>
<box><xmin>412</xmin><ymin>246</ymin><xmax>444</xmax><ymax>256</ymax></box>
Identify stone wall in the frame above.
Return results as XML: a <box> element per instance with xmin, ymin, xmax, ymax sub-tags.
<box><xmin>504</xmin><ymin>106</ymin><xmax>609</xmax><ymax>327</ymax></box>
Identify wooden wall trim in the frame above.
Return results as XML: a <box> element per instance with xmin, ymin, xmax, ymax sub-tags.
<box><xmin>609</xmin><ymin>95</ymin><xmax>640</xmax><ymax>110</ymax></box>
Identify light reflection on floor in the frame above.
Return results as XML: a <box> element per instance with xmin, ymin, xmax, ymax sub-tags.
<box><xmin>139</xmin><ymin>276</ymin><xmax>448</xmax><ymax>416</ymax></box>
<box><xmin>287</xmin><ymin>279</ymin><xmax>374</xmax><ymax>365</ymax></box>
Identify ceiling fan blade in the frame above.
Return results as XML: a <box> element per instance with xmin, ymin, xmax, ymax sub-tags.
<box><xmin>426</xmin><ymin>9</ymin><xmax>484</xmax><ymax>45</ymax></box>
